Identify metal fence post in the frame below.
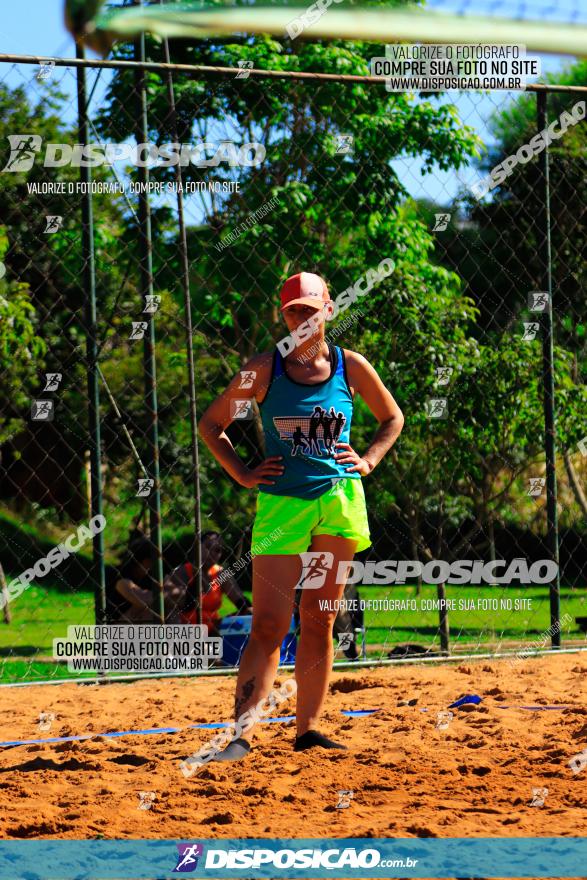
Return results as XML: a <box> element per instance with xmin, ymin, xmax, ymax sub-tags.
<box><xmin>536</xmin><ymin>90</ymin><xmax>561</xmax><ymax>647</ymax></box>
<box><xmin>134</xmin><ymin>9</ymin><xmax>165</xmax><ymax>621</ymax></box>
<box><xmin>160</xmin><ymin>24</ymin><xmax>204</xmax><ymax>625</ymax></box>
<box><xmin>76</xmin><ymin>42</ymin><xmax>106</xmax><ymax>623</ymax></box>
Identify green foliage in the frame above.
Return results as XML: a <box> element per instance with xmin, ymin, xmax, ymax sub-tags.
<box><xmin>0</xmin><ymin>27</ymin><xmax>584</xmax><ymax>577</ymax></box>
<box><xmin>461</xmin><ymin>61</ymin><xmax>586</xmax><ymax>364</ymax></box>
<box><xmin>0</xmin><ymin>231</ymin><xmax>46</xmax><ymax>445</ymax></box>
<box><xmin>87</xmin><ymin>4</ymin><xmax>487</xmax><ymax>544</ymax></box>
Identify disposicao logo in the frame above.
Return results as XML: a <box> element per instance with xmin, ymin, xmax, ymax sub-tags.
<box><xmin>2</xmin><ymin>136</ymin><xmax>266</xmax><ymax>172</ymax></box>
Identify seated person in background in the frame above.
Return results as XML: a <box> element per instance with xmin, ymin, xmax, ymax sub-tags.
<box><xmin>105</xmin><ymin>535</ymin><xmax>157</xmax><ymax>623</ymax></box>
<box><xmin>164</xmin><ymin>531</ymin><xmax>251</xmax><ymax>634</ymax></box>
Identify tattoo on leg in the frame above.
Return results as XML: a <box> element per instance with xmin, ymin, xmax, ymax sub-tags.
<box><xmin>234</xmin><ymin>676</ymin><xmax>256</xmax><ymax>720</ymax></box>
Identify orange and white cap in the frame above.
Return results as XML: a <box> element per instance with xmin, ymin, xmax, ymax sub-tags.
<box><xmin>279</xmin><ymin>272</ymin><xmax>330</xmax><ymax>311</ymax></box>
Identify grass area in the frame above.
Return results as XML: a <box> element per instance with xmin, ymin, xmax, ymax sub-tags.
<box><xmin>0</xmin><ymin>581</ymin><xmax>96</xmax><ymax>684</ymax></box>
<box><xmin>1</xmin><ymin>582</ymin><xmax>585</xmax><ymax>684</ymax></box>
<box><xmin>360</xmin><ymin>585</ymin><xmax>586</xmax><ymax>653</ymax></box>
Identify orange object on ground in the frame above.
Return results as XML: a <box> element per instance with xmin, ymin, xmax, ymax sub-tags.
<box><xmin>179</xmin><ymin>563</ymin><xmax>223</xmax><ymax>631</ymax></box>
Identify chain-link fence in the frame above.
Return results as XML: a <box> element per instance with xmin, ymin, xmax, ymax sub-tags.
<box><xmin>0</xmin><ymin>48</ymin><xmax>586</xmax><ymax>684</ymax></box>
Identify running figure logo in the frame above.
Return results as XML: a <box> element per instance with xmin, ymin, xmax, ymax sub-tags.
<box><xmin>173</xmin><ymin>843</ymin><xmax>204</xmax><ymax>873</ymax></box>
<box><xmin>274</xmin><ymin>406</ymin><xmax>346</xmax><ymax>457</ymax></box>
<box><xmin>296</xmin><ymin>551</ymin><xmax>334</xmax><ymax>589</ymax></box>
<box><xmin>2</xmin><ymin>135</ymin><xmax>43</xmax><ymax>172</ymax></box>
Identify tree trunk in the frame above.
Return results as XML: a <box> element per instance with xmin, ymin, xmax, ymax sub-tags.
<box><xmin>484</xmin><ymin>473</ymin><xmax>498</xmax><ymax>587</ymax></box>
<box><xmin>564</xmin><ymin>448</ymin><xmax>587</xmax><ymax>519</ymax></box>
<box><xmin>0</xmin><ymin>562</ymin><xmax>11</xmax><ymax>624</ymax></box>
<box><xmin>436</xmin><ymin>492</ymin><xmax>450</xmax><ymax>655</ymax></box>
<box><xmin>408</xmin><ymin>506</ymin><xmax>423</xmax><ymax>596</ymax></box>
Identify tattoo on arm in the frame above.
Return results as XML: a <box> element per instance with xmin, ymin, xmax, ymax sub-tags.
<box><xmin>234</xmin><ymin>676</ymin><xmax>256</xmax><ymax>720</ymax></box>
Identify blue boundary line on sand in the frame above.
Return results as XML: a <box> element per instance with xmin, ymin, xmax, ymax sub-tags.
<box><xmin>1</xmin><ymin>705</ymin><xmax>575</xmax><ymax>749</ymax></box>
<box><xmin>0</xmin><ymin>709</ymin><xmax>382</xmax><ymax>748</ymax></box>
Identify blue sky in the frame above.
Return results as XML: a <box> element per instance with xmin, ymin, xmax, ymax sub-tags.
<box><xmin>1</xmin><ymin>0</ymin><xmax>78</xmax><ymax>59</ymax></box>
<box><xmin>0</xmin><ymin>0</ymin><xmax>578</xmax><ymax>207</ymax></box>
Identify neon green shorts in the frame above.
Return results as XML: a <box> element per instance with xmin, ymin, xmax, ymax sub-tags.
<box><xmin>251</xmin><ymin>478</ymin><xmax>371</xmax><ymax>557</ymax></box>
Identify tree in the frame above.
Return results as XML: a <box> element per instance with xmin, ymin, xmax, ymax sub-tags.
<box><xmin>94</xmin><ymin>9</ymin><xmax>482</xmax><ymax>542</ymax></box>
<box><xmin>444</xmin><ymin>62</ymin><xmax>587</xmax><ymax>521</ymax></box>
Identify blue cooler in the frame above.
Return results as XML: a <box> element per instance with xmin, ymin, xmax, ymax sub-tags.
<box><xmin>217</xmin><ymin>615</ymin><xmax>297</xmax><ymax>667</ymax></box>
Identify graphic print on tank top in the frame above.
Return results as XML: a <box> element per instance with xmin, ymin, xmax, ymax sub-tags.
<box><xmin>259</xmin><ymin>343</ymin><xmax>360</xmax><ymax>499</ymax></box>
<box><xmin>275</xmin><ymin>404</ymin><xmax>347</xmax><ymax>457</ymax></box>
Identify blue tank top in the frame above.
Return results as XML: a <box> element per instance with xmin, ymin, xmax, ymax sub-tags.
<box><xmin>258</xmin><ymin>344</ymin><xmax>360</xmax><ymax>499</ymax></box>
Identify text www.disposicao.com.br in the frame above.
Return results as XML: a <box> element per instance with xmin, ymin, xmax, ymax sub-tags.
<box><xmin>69</xmin><ymin>657</ymin><xmax>202</xmax><ymax>671</ymax></box>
